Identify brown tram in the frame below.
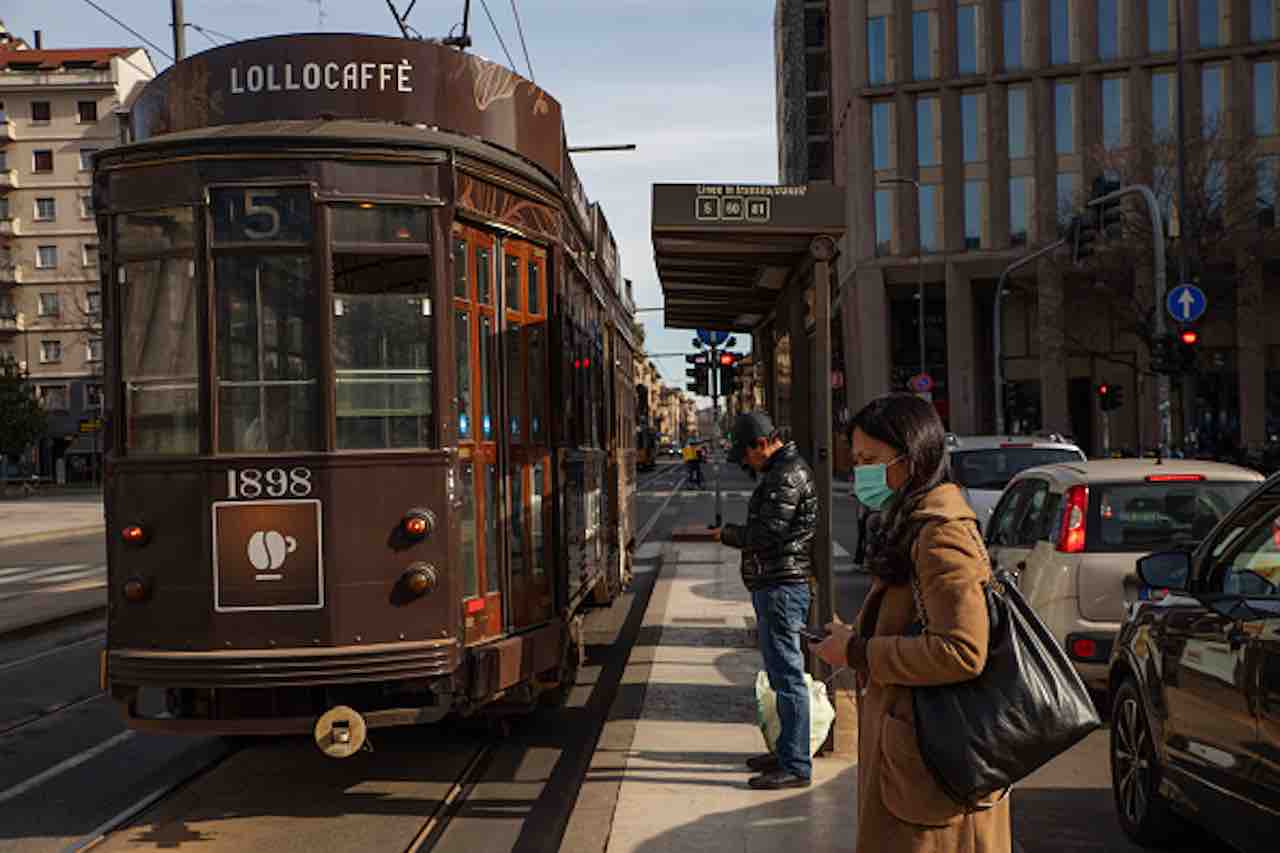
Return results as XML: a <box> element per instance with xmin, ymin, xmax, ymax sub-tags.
<box><xmin>94</xmin><ymin>35</ymin><xmax>639</xmax><ymax>751</ymax></box>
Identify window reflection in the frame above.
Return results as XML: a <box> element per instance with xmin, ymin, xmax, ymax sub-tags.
<box><xmin>1008</xmin><ymin>88</ymin><xmax>1028</xmax><ymax>159</ymax></box>
<box><xmin>456</xmin><ymin>310</ymin><xmax>472</xmax><ymax>439</ymax></box>
<box><xmin>1097</xmin><ymin>0</ymin><xmax>1118</xmax><ymax>60</ymax></box>
<box><xmin>1055</xmin><ymin>81</ymin><xmax>1075</xmax><ymax>153</ymax></box>
<box><xmin>868</xmin><ymin>16</ymin><xmax>888</xmax><ymax>84</ymax></box>
<box><xmin>964</xmin><ymin>181</ymin><xmax>984</xmax><ymax>250</ymax></box>
<box><xmin>957</xmin><ymin>5</ymin><xmax>979</xmax><ymax>75</ymax></box>
<box><xmin>962</xmin><ymin>93</ymin><xmax>981</xmax><ymax>163</ymax></box>
<box><xmin>875</xmin><ymin>189</ymin><xmax>893</xmax><ymax>256</ymax></box>
<box><xmin>1003</xmin><ymin>0</ymin><xmax>1022</xmax><ymax>70</ymax></box>
<box><xmin>917</xmin><ymin>97</ymin><xmax>938</xmax><ymax>165</ymax></box>
<box><xmin>1150</xmin><ymin>0</ymin><xmax>1171</xmax><ymax>53</ymax></box>
<box><xmin>912</xmin><ymin>12</ymin><xmax>933</xmax><ymax>80</ymax></box>
<box><xmin>485</xmin><ymin>463</ymin><xmax>500</xmax><ymax>593</ymax></box>
<box><xmin>453</xmin><ymin>237</ymin><xmax>468</xmax><ymax>298</ymax></box>
<box><xmin>1102</xmin><ymin>77</ymin><xmax>1124</xmax><ymax>150</ymax></box>
<box><xmin>1010</xmin><ymin>177</ymin><xmax>1031</xmax><ymax>247</ymax></box>
<box><xmin>1257</xmin><ymin>63</ymin><xmax>1276</xmax><ymax>136</ymax></box>
<box><xmin>531</xmin><ymin>463</ymin><xmax>545</xmax><ymax>576</ymax></box>
<box><xmin>459</xmin><ymin>461</ymin><xmax>478</xmax><ymax>597</ymax></box>
<box><xmin>1152</xmin><ymin>71</ymin><xmax>1175</xmax><ymax>139</ymax></box>
<box><xmin>1051</xmin><ymin>0</ymin><xmax>1070</xmax><ymax>65</ymax></box>
<box><xmin>480</xmin><ymin>315</ymin><xmax>494</xmax><ymax>439</ymax></box>
<box><xmin>510</xmin><ymin>466</ymin><xmax>525</xmax><ymax>576</ymax></box>
<box><xmin>504</xmin><ymin>252</ymin><xmax>521</xmax><ymax>312</ymax></box>
<box><xmin>873</xmin><ymin>101</ymin><xmax>892</xmax><ymax>169</ymax></box>
<box><xmin>919</xmin><ymin>185</ymin><xmax>940</xmax><ymax>253</ymax></box>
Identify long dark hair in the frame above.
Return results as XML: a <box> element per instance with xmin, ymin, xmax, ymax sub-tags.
<box><xmin>849</xmin><ymin>394</ymin><xmax>951</xmax><ymax>584</ymax></box>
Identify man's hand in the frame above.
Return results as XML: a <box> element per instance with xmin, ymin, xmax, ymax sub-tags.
<box><xmin>810</xmin><ymin>621</ymin><xmax>855</xmax><ymax>668</ymax></box>
<box><xmin>707</xmin><ymin>526</ymin><xmax>722</xmax><ymax>542</ymax></box>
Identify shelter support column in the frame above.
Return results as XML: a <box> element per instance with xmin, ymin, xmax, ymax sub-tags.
<box><xmin>945</xmin><ymin>262</ymin><xmax>978</xmax><ymax>434</ymax></box>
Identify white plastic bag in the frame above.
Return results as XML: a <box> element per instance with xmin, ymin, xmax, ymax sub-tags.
<box><xmin>755</xmin><ymin>670</ymin><xmax>836</xmax><ymax>757</ymax></box>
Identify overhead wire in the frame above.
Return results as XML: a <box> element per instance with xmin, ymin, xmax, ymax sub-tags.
<box><xmin>476</xmin><ymin>0</ymin><xmax>518</xmax><ymax>71</ymax></box>
<box><xmin>508</xmin><ymin>0</ymin><xmax>535</xmax><ymax>82</ymax></box>
<box><xmin>187</xmin><ymin>23</ymin><xmax>223</xmax><ymax>48</ymax></box>
<box><xmin>188</xmin><ymin>23</ymin><xmax>237</xmax><ymax>44</ymax></box>
<box><xmin>78</xmin><ymin>0</ymin><xmax>173</xmax><ymax>62</ymax></box>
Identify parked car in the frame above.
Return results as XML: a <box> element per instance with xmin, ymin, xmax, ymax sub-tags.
<box><xmin>1107</xmin><ymin>473</ymin><xmax>1280</xmax><ymax>852</ymax></box>
<box><xmin>985</xmin><ymin>460</ymin><xmax>1263</xmax><ymax>689</ymax></box>
<box><xmin>946</xmin><ymin>434</ymin><xmax>1086</xmax><ymax>529</ymax></box>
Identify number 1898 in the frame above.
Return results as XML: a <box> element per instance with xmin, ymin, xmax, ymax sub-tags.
<box><xmin>226</xmin><ymin>467</ymin><xmax>313</xmax><ymax>499</ymax></box>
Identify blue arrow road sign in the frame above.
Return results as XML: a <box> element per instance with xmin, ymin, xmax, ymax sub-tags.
<box><xmin>1167</xmin><ymin>284</ymin><xmax>1207</xmax><ymax>324</ymax></box>
<box><xmin>696</xmin><ymin>329</ymin><xmax>729</xmax><ymax>346</ymax></box>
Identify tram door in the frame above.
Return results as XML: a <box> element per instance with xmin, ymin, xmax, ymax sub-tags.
<box><xmin>501</xmin><ymin>238</ymin><xmax>553</xmax><ymax>629</ymax></box>
<box><xmin>452</xmin><ymin>225</ymin><xmax>503</xmax><ymax>642</ymax></box>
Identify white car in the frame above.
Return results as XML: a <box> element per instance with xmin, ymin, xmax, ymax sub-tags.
<box><xmin>946</xmin><ymin>434</ymin><xmax>1086</xmax><ymax>529</ymax></box>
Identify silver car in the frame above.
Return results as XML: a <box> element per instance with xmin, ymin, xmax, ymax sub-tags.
<box><xmin>985</xmin><ymin>459</ymin><xmax>1263</xmax><ymax>689</ymax></box>
<box><xmin>946</xmin><ymin>434</ymin><xmax>1086</xmax><ymax>529</ymax></box>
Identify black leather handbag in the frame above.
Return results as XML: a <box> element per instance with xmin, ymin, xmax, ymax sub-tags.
<box><xmin>908</xmin><ymin>524</ymin><xmax>1102</xmax><ymax>810</ymax></box>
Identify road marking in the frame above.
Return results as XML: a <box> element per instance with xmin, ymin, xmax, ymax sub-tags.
<box><xmin>0</xmin><ymin>633</ymin><xmax>104</xmax><ymax>675</ymax></box>
<box><xmin>0</xmin><ymin>730</ymin><xmax>134</xmax><ymax>806</ymax></box>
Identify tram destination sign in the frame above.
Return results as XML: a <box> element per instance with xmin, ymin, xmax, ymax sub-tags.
<box><xmin>653</xmin><ymin>183</ymin><xmax>845</xmax><ymax>232</ymax></box>
<box><xmin>131</xmin><ymin>34</ymin><xmax>565</xmax><ymax>185</ymax></box>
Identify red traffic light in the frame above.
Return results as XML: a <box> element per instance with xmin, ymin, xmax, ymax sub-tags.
<box><xmin>718</xmin><ymin>352</ymin><xmax>735</xmax><ymax>366</ymax></box>
<box><xmin>1179</xmin><ymin>330</ymin><xmax>1199</xmax><ymax>346</ymax></box>
<box><xmin>1098</xmin><ymin>384</ymin><xmax>1109</xmax><ymax>396</ymax></box>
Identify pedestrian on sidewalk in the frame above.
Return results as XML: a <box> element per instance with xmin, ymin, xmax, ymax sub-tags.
<box><xmin>714</xmin><ymin>411</ymin><xmax>818</xmax><ymax>790</ymax></box>
<box><xmin>812</xmin><ymin>393</ymin><xmax>1011</xmax><ymax>853</ymax></box>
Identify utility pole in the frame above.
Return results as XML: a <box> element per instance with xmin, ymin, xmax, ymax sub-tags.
<box><xmin>710</xmin><ymin>344</ymin><xmax>723</xmax><ymax>529</ymax></box>
<box><xmin>171</xmin><ymin>0</ymin><xmax>186</xmax><ymax>61</ymax></box>
<box><xmin>1174</xmin><ymin>1</ymin><xmax>1194</xmax><ymax>448</ymax></box>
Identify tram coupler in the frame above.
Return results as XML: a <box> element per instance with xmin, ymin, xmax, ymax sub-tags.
<box><xmin>314</xmin><ymin>705</ymin><xmax>369</xmax><ymax>758</ymax></box>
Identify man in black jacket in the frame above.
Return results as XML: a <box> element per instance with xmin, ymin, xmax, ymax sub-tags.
<box><xmin>717</xmin><ymin>411</ymin><xmax>818</xmax><ymax>790</ymax></box>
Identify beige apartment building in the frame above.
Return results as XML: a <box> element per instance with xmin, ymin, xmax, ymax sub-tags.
<box><xmin>777</xmin><ymin>0</ymin><xmax>1280</xmax><ymax>457</ymax></box>
<box><xmin>0</xmin><ymin>33</ymin><xmax>153</xmax><ymax>478</ymax></box>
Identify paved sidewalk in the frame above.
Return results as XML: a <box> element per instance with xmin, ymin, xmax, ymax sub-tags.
<box><xmin>579</xmin><ymin>540</ymin><xmax>857</xmax><ymax>853</ymax></box>
<box><xmin>0</xmin><ymin>492</ymin><xmax>105</xmax><ymax>545</ymax></box>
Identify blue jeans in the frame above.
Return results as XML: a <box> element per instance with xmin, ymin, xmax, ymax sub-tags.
<box><xmin>752</xmin><ymin>583</ymin><xmax>812</xmax><ymax>779</ymax></box>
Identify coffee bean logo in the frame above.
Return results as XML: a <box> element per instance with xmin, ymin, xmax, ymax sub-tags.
<box><xmin>248</xmin><ymin>530</ymin><xmax>299</xmax><ymax>572</ymax></box>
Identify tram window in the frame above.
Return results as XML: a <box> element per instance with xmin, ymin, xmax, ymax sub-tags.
<box><xmin>452</xmin><ymin>238</ymin><xmax>468</xmax><ymax>299</ymax></box>
<box><xmin>504</xmin><ymin>252</ymin><xmax>521</xmax><ymax>312</ymax></box>
<box><xmin>455</xmin><ymin>310</ymin><xmax>472</xmax><ymax>440</ymax></box>
<box><xmin>527</xmin><ymin>260</ymin><xmax>541</xmax><ymax>315</ymax></box>
<box><xmin>531</xmin><ymin>463</ymin><xmax>545</xmax><ymax>576</ymax></box>
<box><xmin>480</xmin><ymin>316</ymin><xmax>495</xmax><ymax>440</ymax></box>
<box><xmin>332</xmin><ymin>203</ymin><xmax>429</xmax><ymax>245</ymax></box>
<box><xmin>485</xmin><ymin>463</ymin><xmax>500</xmax><ymax>594</ymax></box>
<box><xmin>116</xmin><ymin>207</ymin><xmax>195</xmax><ymax>256</ymax></box>
<box><xmin>506</xmin><ymin>323</ymin><xmax>525</xmax><ymax>441</ymax></box>
<box><xmin>459</xmin><ymin>460</ymin><xmax>478</xmax><ymax>597</ymax></box>
<box><xmin>528</xmin><ymin>326</ymin><xmax>546</xmax><ymax>443</ymax></box>
<box><xmin>211</xmin><ymin>187</ymin><xmax>312</xmax><ymax>244</ymax></box>
<box><xmin>476</xmin><ymin>246</ymin><xmax>492</xmax><ymax>305</ymax></box>
<box><xmin>119</xmin><ymin>258</ymin><xmax>199</xmax><ymax>454</ymax></box>
<box><xmin>510</xmin><ymin>467</ymin><xmax>525</xmax><ymax>576</ymax></box>
<box><xmin>333</xmin><ymin>253</ymin><xmax>435</xmax><ymax>450</ymax></box>
<box><xmin>214</xmin><ymin>255</ymin><xmax>319</xmax><ymax>452</ymax></box>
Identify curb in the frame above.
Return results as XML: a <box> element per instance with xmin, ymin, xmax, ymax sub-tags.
<box><xmin>0</xmin><ymin>525</ymin><xmax>106</xmax><ymax>548</ymax></box>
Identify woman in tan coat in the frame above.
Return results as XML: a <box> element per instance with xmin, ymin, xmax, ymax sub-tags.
<box><xmin>813</xmin><ymin>394</ymin><xmax>1011</xmax><ymax>853</ymax></box>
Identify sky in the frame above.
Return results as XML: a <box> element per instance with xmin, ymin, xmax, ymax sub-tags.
<box><xmin>2</xmin><ymin>0</ymin><xmax>779</xmax><ymax>398</ymax></box>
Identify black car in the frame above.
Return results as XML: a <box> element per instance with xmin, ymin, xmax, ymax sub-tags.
<box><xmin>1107</xmin><ymin>475</ymin><xmax>1280</xmax><ymax>851</ymax></box>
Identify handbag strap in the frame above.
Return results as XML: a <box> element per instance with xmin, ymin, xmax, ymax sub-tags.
<box><xmin>908</xmin><ymin>518</ymin><xmax>993</xmax><ymax>636</ymax></box>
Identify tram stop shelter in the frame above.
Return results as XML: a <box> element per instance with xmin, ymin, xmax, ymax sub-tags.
<box><xmin>650</xmin><ymin>182</ymin><xmax>853</xmax><ymax>750</ymax></box>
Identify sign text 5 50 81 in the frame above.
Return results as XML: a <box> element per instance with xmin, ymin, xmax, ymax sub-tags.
<box><xmin>226</xmin><ymin>467</ymin><xmax>313</xmax><ymax>499</ymax></box>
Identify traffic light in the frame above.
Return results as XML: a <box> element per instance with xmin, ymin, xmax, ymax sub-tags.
<box><xmin>717</xmin><ymin>351</ymin><xmax>740</xmax><ymax>396</ymax></box>
<box><xmin>1097</xmin><ymin>383</ymin><xmax>1125</xmax><ymax>412</ymax></box>
<box><xmin>685</xmin><ymin>352</ymin><xmax>710</xmax><ymax>395</ymax></box>
<box><xmin>1151</xmin><ymin>335</ymin><xmax>1171</xmax><ymax>374</ymax></box>
<box><xmin>1073</xmin><ymin>176</ymin><xmax>1124</xmax><ymax>265</ymax></box>
<box><xmin>1176</xmin><ymin>328</ymin><xmax>1199</xmax><ymax>373</ymax></box>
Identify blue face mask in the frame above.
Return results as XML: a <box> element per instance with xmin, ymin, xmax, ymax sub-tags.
<box><xmin>854</xmin><ymin>457</ymin><xmax>902</xmax><ymax>511</ymax></box>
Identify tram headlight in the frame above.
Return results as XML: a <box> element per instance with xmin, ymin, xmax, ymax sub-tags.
<box><xmin>402</xmin><ymin>563</ymin><xmax>437</xmax><ymax>596</ymax></box>
<box><xmin>123</xmin><ymin>577</ymin><xmax>150</xmax><ymax>602</ymax></box>
<box><xmin>401</xmin><ymin>508</ymin><xmax>435</xmax><ymax>540</ymax></box>
<box><xmin>121</xmin><ymin>524</ymin><xmax>149</xmax><ymax>547</ymax></box>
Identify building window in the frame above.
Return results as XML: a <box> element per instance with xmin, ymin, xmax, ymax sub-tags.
<box><xmin>1057</xmin><ymin>172</ymin><xmax>1079</xmax><ymax>230</ymax></box>
<box><xmin>1254</xmin><ymin>0</ymin><xmax>1275</xmax><ymax>41</ymax></box>
<box><xmin>35</xmin><ymin>246</ymin><xmax>57</xmax><ymax>269</ymax></box>
<box><xmin>1003</xmin><ymin>0</ymin><xmax>1022</xmax><ymax>71</ymax></box>
<box><xmin>1203</xmin><ymin>64</ymin><xmax>1225</xmax><ymax>135</ymax></box>
<box><xmin>1257</xmin><ymin>62</ymin><xmax>1276</xmax><ymax>136</ymax></box>
<box><xmin>1010</xmin><ymin>177</ymin><xmax>1032</xmax><ymax>246</ymax></box>
<box><xmin>1008</xmin><ymin>87</ymin><xmax>1028</xmax><ymax>159</ymax></box>
<box><xmin>912</xmin><ymin>11</ymin><xmax>936</xmax><ymax>81</ymax></box>
<box><xmin>32</xmin><ymin>150</ymin><xmax>53</xmax><ymax>173</ymax></box>
<box><xmin>38</xmin><ymin>292</ymin><xmax>60</xmax><ymax>316</ymax></box>
<box><xmin>868</xmin><ymin>16</ymin><xmax>888</xmax><ymax>84</ymax></box>
<box><xmin>34</xmin><ymin>197</ymin><xmax>56</xmax><ymax>221</ymax></box>
<box><xmin>1051</xmin><ymin>0</ymin><xmax>1072</xmax><ymax>65</ymax></box>
<box><xmin>1258</xmin><ymin>156</ymin><xmax>1280</xmax><ymax>226</ymax></box>
<box><xmin>87</xmin><ymin>338</ymin><xmax>102</xmax><ymax>363</ymax></box>
<box><xmin>82</xmin><ymin>243</ymin><xmax>98</xmax><ymax>267</ymax></box>
<box><xmin>1098</xmin><ymin>0</ymin><xmax>1119</xmax><ymax>60</ymax></box>
<box><xmin>37</xmin><ymin>384</ymin><xmax>67</xmax><ymax>408</ymax></box>
<box><xmin>1199</xmin><ymin>0</ymin><xmax>1222</xmax><ymax>48</ymax></box>
<box><xmin>875</xmin><ymin>189</ymin><xmax>893</xmax><ymax>256</ymax></box>
<box><xmin>78</xmin><ymin>148</ymin><xmax>97</xmax><ymax>171</ymax></box>
<box><xmin>79</xmin><ymin>194</ymin><xmax>93</xmax><ymax>218</ymax></box>
<box><xmin>31</xmin><ymin>101</ymin><xmax>50</xmax><ymax>123</ymax></box>
<box><xmin>0</xmin><ymin>197</ymin><xmax>9</xmax><ymax>220</ymax></box>
<box><xmin>39</xmin><ymin>342</ymin><xmax>62</xmax><ymax>365</ymax></box>
<box><xmin>77</xmin><ymin>100</ymin><xmax>98</xmax><ymax>123</ymax></box>
<box><xmin>919</xmin><ymin>185</ymin><xmax>941</xmax><ymax>253</ymax></box>
<box><xmin>957</xmin><ymin>5</ymin><xmax>982</xmax><ymax>75</ymax></box>
<box><xmin>1152</xmin><ymin>69</ymin><xmax>1176</xmax><ymax>139</ymax></box>
<box><xmin>962</xmin><ymin>92</ymin><xmax>985</xmax><ymax>163</ymax></box>
<box><xmin>917</xmin><ymin>97</ymin><xmax>939</xmax><ymax>166</ymax></box>
<box><xmin>1054</xmin><ymin>81</ymin><xmax>1075</xmax><ymax>153</ymax></box>
<box><xmin>964</xmin><ymin>180</ymin><xmax>986</xmax><ymax>249</ymax></box>
<box><xmin>86</xmin><ymin>291</ymin><xmax>101</xmax><ymax>316</ymax></box>
<box><xmin>872</xmin><ymin>101</ymin><xmax>894</xmax><ymax>170</ymax></box>
<box><xmin>0</xmin><ymin>151</ymin><xmax>6</xmax><ymax>171</ymax></box>
<box><xmin>1102</xmin><ymin>76</ymin><xmax>1126</xmax><ymax>149</ymax></box>
<box><xmin>1150</xmin><ymin>0</ymin><xmax>1172</xmax><ymax>52</ymax></box>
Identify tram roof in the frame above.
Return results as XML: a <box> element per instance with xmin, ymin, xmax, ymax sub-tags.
<box><xmin>650</xmin><ymin>182</ymin><xmax>845</xmax><ymax>332</ymax></box>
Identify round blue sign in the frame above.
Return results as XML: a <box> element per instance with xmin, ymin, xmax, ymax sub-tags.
<box><xmin>696</xmin><ymin>329</ymin><xmax>729</xmax><ymax>346</ymax></box>
<box><xmin>1166</xmin><ymin>284</ymin><xmax>1207</xmax><ymax>324</ymax></box>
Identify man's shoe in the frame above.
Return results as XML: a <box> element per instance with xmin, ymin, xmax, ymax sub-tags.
<box><xmin>748</xmin><ymin>770</ymin><xmax>811</xmax><ymax>790</ymax></box>
<box><xmin>746</xmin><ymin>753</ymin><xmax>780</xmax><ymax>772</ymax></box>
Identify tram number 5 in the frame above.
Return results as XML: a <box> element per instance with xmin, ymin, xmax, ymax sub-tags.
<box><xmin>243</xmin><ymin>189</ymin><xmax>281</xmax><ymax>240</ymax></box>
<box><xmin>227</xmin><ymin>467</ymin><xmax>312</xmax><ymax>499</ymax></box>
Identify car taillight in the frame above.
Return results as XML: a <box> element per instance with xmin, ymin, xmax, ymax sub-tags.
<box><xmin>1056</xmin><ymin>485</ymin><xmax>1088</xmax><ymax>553</ymax></box>
<box><xmin>1146</xmin><ymin>474</ymin><xmax>1204</xmax><ymax>482</ymax></box>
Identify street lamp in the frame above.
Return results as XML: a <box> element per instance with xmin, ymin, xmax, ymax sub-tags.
<box><xmin>879</xmin><ymin>176</ymin><xmax>926</xmax><ymax>387</ymax></box>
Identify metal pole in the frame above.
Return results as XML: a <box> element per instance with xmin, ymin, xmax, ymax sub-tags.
<box><xmin>1174</xmin><ymin>0</ymin><xmax>1193</xmax><ymax>450</ymax></box>
<box><xmin>1087</xmin><ymin>184</ymin><xmax>1169</xmax><ymax>456</ymax></box>
<box><xmin>712</xmin><ymin>345</ymin><xmax>722</xmax><ymax>528</ymax></box>
<box><xmin>993</xmin><ymin>238</ymin><xmax>1068</xmax><ymax>436</ymax></box>
<box><xmin>171</xmin><ymin>0</ymin><xmax>186</xmax><ymax>61</ymax></box>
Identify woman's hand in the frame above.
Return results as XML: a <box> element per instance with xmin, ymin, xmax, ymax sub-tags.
<box><xmin>811</xmin><ymin>621</ymin><xmax>855</xmax><ymax>668</ymax></box>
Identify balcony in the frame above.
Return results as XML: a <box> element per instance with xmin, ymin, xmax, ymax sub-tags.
<box><xmin>0</xmin><ymin>217</ymin><xmax>17</xmax><ymax>237</ymax></box>
<box><xmin>0</xmin><ymin>119</ymin><xmax>14</xmax><ymax>143</ymax></box>
<box><xmin>0</xmin><ymin>309</ymin><xmax>18</xmax><ymax>336</ymax></box>
<box><xmin>0</xmin><ymin>260</ymin><xmax>21</xmax><ymax>284</ymax></box>
<box><xmin>0</xmin><ymin>169</ymin><xmax>15</xmax><ymax>191</ymax></box>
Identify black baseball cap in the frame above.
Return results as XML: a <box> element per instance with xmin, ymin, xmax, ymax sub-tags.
<box><xmin>728</xmin><ymin>411</ymin><xmax>775</xmax><ymax>464</ymax></box>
